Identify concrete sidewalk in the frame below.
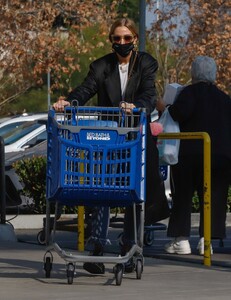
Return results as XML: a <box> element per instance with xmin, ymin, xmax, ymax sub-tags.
<box><xmin>1</xmin><ymin>225</ymin><xmax>231</xmax><ymax>300</ymax></box>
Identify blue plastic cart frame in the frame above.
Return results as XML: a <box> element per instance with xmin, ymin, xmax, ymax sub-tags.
<box><xmin>43</xmin><ymin>105</ymin><xmax>147</xmax><ymax>285</ymax></box>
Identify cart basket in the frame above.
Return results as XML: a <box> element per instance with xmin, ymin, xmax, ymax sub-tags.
<box><xmin>46</xmin><ymin>106</ymin><xmax>147</xmax><ymax>207</ymax></box>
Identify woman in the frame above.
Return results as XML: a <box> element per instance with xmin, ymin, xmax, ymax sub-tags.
<box><xmin>54</xmin><ymin>18</ymin><xmax>168</xmax><ymax>273</ymax></box>
<box><xmin>157</xmin><ymin>56</ymin><xmax>231</xmax><ymax>255</ymax></box>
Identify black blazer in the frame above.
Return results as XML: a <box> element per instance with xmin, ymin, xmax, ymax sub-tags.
<box><xmin>67</xmin><ymin>50</ymin><xmax>162</xmax><ymax>203</ymax></box>
<box><xmin>169</xmin><ymin>82</ymin><xmax>231</xmax><ymax>165</ymax></box>
<box><xmin>67</xmin><ymin>50</ymin><xmax>158</xmax><ymax>115</ymax></box>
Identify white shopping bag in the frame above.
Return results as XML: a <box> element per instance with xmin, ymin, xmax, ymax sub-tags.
<box><xmin>156</xmin><ymin>108</ymin><xmax>180</xmax><ymax>165</ymax></box>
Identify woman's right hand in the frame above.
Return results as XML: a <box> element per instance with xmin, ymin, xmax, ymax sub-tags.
<box><xmin>53</xmin><ymin>96</ymin><xmax>70</xmax><ymax>112</ymax></box>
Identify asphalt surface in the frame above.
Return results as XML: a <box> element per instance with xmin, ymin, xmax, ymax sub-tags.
<box><xmin>1</xmin><ymin>222</ymin><xmax>231</xmax><ymax>300</ymax></box>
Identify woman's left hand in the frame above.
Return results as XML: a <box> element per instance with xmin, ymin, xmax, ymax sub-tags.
<box><xmin>156</xmin><ymin>98</ymin><xmax>166</xmax><ymax>112</ymax></box>
<box><xmin>120</xmin><ymin>102</ymin><xmax>136</xmax><ymax>113</ymax></box>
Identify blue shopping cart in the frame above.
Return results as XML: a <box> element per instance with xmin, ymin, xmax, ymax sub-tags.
<box><xmin>43</xmin><ymin>104</ymin><xmax>147</xmax><ymax>285</ymax></box>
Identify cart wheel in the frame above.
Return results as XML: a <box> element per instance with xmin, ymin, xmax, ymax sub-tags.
<box><xmin>37</xmin><ymin>230</ymin><xmax>46</xmax><ymax>245</ymax></box>
<box><xmin>136</xmin><ymin>259</ymin><xmax>142</xmax><ymax>280</ymax></box>
<box><xmin>67</xmin><ymin>263</ymin><xmax>75</xmax><ymax>285</ymax></box>
<box><xmin>44</xmin><ymin>256</ymin><xmax>52</xmax><ymax>278</ymax></box>
<box><xmin>114</xmin><ymin>264</ymin><xmax>123</xmax><ymax>286</ymax></box>
<box><xmin>144</xmin><ymin>230</ymin><xmax>154</xmax><ymax>246</ymax></box>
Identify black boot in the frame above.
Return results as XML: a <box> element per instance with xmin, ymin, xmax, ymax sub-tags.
<box><xmin>83</xmin><ymin>245</ymin><xmax>105</xmax><ymax>274</ymax></box>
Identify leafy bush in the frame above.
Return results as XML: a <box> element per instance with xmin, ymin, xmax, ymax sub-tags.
<box><xmin>13</xmin><ymin>156</ymin><xmax>231</xmax><ymax>215</ymax></box>
<box><xmin>192</xmin><ymin>187</ymin><xmax>231</xmax><ymax>213</ymax></box>
<box><xmin>13</xmin><ymin>156</ymin><xmax>47</xmax><ymax>214</ymax></box>
<box><xmin>226</xmin><ymin>185</ymin><xmax>231</xmax><ymax>213</ymax></box>
<box><xmin>13</xmin><ymin>156</ymin><xmax>79</xmax><ymax>214</ymax></box>
<box><xmin>192</xmin><ymin>192</ymin><xmax>200</xmax><ymax>213</ymax></box>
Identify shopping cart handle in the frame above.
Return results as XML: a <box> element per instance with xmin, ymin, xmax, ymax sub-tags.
<box><xmin>71</xmin><ymin>100</ymin><xmax>79</xmax><ymax>107</ymax></box>
<box><xmin>133</xmin><ymin>108</ymin><xmax>142</xmax><ymax>113</ymax></box>
<box><xmin>63</xmin><ymin>101</ymin><xmax>79</xmax><ymax>126</ymax></box>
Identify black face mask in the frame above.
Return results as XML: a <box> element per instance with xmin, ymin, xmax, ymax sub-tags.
<box><xmin>112</xmin><ymin>42</ymin><xmax>134</xmax><ymax>57</ymax></box>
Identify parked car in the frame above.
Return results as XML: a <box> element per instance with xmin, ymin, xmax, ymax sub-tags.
<box><xmin>3</xmin><ymin>120</ymin><xmax>47</xmax><ymax>153</ymax></box>
<box><xmin>0</xmin><ymin>113</ymin><xmax>47</xmax><ymax>153</ymax></box>
<box><xmin>0</xmin><ymin>113</ymin><xmax>47</xmax><ymax>212</ymax></box>
<box><xmin>0</xmin><ymin>117</ymin><xmax>12</xmax><ymax>124</ymax></box>
<box><xmin>0</xmin><ymin>112</ymin><xmax>47</xmax><ymax>135</ymax></box>
<box><xmin>5</xmin><ymin>140</ymin><xmax>47</xmax><ymax>213</ymax></box>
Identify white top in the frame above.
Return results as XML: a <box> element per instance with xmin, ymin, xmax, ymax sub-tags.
<box><xmin>118</xmin><ymin>63</ymin><xmax>129</xmax><ymax>101</ymax></box>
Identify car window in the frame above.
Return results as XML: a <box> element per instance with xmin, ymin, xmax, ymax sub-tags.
<box><xmin>21</xmin><ymin>130</ymin><xmax>47</xmax><ymax>149</ymax></box>
<box><xmin>0</xmin><ymin>121</ymin><xmax>27</xmax><ymax>136</ymax></box>
<box><xmin>3</xmin><ymin>121</ymin><xmax>42</xmax><ymax>145</ymax></box>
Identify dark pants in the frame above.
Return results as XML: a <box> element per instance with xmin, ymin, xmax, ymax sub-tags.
<box><xmin>88</xmin><ymin>127</ymin><xmax>168</xmax><ymax>249</ymax></box>
<box><xmin>122</xmin><ymin>128</ymin><xmax>168</xmax><ymax>244</ymax></box>
<box><xmin>167</xmin><ymin>155</ymin><xmax>230</xmax><ymax>239</ymax></box>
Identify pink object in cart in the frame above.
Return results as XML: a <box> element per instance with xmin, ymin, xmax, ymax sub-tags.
<box><xmin>150</xmin><ymin>122</ymin><xmax>163</xmax><ymax>136</ymax></box>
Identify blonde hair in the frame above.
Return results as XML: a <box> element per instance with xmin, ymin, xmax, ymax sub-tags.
<box><xmin>109</xmin><ymin>18</ymin><xmax>139</xmax><ymax>42</ymax></box>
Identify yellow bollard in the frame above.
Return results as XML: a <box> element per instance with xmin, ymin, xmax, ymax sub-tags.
<box><xmin>77</xmin><ymin>206</ymin><xmax>85</xmax><ymax>251</ymax></box>
<box><xmin>158</xmin><ymin>132</ymin><xmax>211</xmax><ymax>266</ymax></box>
<box><xmin>77</xmin><ymin>151</ymin><xmax>85</xmax><ymax>252</ymax></box>
<box><xmin>202</xmin><ymin>132</ymin><xmax>211</xmax><ymax>266</ymax></box>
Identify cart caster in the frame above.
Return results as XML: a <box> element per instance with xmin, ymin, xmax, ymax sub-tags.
<box><xmin>136</xmin><ymin>259</ymin><xmax>143</xmax><ymax>279</ymax></box>
<box><xmin>43</xmin><ymin>251</ymin><xmax>53</xmax><ymax>278</ymax></box>
<box><xmin>37</xmin><ymin>230</ymin><xmax>46</xmax><ymax>245</ymax></box>
<box><xmin>67</xmin><ymin>263</ymin><xmax>75</xmax><ymax>284</ymax></box>
<box><xmin>144</xmin><ymin>230</ymin><xmax>154</xmax><ymax>246</ymax></box>
<box><xmin>114</xmin><ymin>264</ymin><xmax>124</xmax><ymax>286</ymax></box>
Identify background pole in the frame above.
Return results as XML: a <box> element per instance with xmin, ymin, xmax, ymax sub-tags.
<box><xmin>139</xmin><ymin>0</ymin><xmax>146</xmax><ymax>51</ymax></box>
<box><xmin>0</xmin><ymin>136</ymin><xmax>6</xmax><ymax>224</ymax></box>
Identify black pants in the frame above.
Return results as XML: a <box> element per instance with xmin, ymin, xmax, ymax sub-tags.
<box><xmin>123</xmin><ymin>128</ymin><xmax>168</xmax><ymax>244</ymax></box>
<box><xmin>167</xmin><ymin>155</ymin><xmax>230</xmax><ymax>239</ymax></box>
<box><xmin>88</xmin><ymin>126</ymin><xmax>168</xmax><ymax>249</ymax></box>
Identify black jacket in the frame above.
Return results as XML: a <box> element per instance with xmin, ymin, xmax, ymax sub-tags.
<box><xmin>67</xmin><ymin>50</ymin><xmax>158</xmax><ymax>115</ymax></box>
<box><xmin>169</xmin><ymin>82</ymin><xmax>231</xmax><ymax>166</ymax></box>
<box><xmin>66</xmin><ymin>50</ymin><xmax>164</xmax><ymax>205</ymax></box>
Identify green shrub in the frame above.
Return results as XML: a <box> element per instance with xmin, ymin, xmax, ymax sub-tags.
<box><xmin>13</xmin><ymin>156</ymin><xmax>47</xmax><ymax>214</ymax></box>
<box><xmin>13</xmin><ymin>156</ymin><xmax>231</xmax><ymax>214</ymax></box>
<box><xmin>227</xmin><ymin>185</ymin><xmax>231</xmax><ymax>213</ymax></box>
<box><xmin>13</xmin><ymin>156</ymin><xmax>77</xmax><ymax>214</ymax></box>
<box><xmin>192</xmin><ymin>187</ymin><xmax>231</xmax><ymax>213</ymax></box>
<box><xmin>192</xmin><ymin>192</ymin><xmax>200</xmax><ymax>213</ymax></box>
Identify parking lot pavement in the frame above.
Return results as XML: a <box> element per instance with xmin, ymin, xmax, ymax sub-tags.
<box><xmin>0</xmin><ymin>227</ymin><xmax>231</xmax><ymax>300</ymax></box>
<box><xmin>143</xmin><ymin>226</ymin><xmax>231</xmax><ymax>268</ymax></box>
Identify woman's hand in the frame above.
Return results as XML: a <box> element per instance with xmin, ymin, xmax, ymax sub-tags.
<box><xmin>120</xmin><ymin>101</ymin><xmax>136</xmax><ymax>114</ymax></box>
<box><xmin>156</xmin><ymin>98</ymin><xmax>166</xmax><ymax>112</ymax></box>
<box><xmin>53</xmin><ymin>96</ymin><xmax>70</xmax><ymax>112</ymax></box>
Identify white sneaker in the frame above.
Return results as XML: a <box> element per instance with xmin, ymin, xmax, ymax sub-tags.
<box><xmin>197</xmin><ymin>237</ymin><xmax>213</xmax><ymax>255</ymax></box>
<box><xmin>165</xmin><ymin>237</ymin><xmax>191</xmax><ymax>254</ymax></box>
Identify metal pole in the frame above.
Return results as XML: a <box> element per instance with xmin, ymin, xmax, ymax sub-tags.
<box><xmin>203</xmin><ymin>132</ymin><xmax>211</xmax><ymax>266</ymax></box>
<box><xmin>77</xmin><ymin>206</ymin><xmax>85</xmax><ymax>251</ymax></box>
<box><xmin>0</xmin><ymin>136</ymin><xmax>6</xmax><ymax>224</ymax></box>
<box><xmin>158</xmin><ymin>132</ymin><xmax>211</xmax><ymax>266</ymax></box>
<box><xmin>47</xmin><ymin>70</ymin><xmax>51</xmax><ymax>110</ymax></box>
<box><xmin>139</xmin><ymin>0</ymin><xmax>146</xmax><ymax>51</ymax></box>
<box><xmin>77</xmin><ymin>151</ymin><xmax>85</xmax><ymax>251</ymax></box>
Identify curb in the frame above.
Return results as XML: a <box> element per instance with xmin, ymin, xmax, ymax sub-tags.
<box><xmin>6</xmin><ymin>214</ymin><xmax>77</xmax><ymax>230</ymax></box>
<box><xmin>6</xmin><ymin>213</ymin><xmax>231</xmax><ymax>230</ymax></box>
<box><xmin>6</xmin><ymin>214</ymin><xmax>45</xmax><ymax>229</ymax></box>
